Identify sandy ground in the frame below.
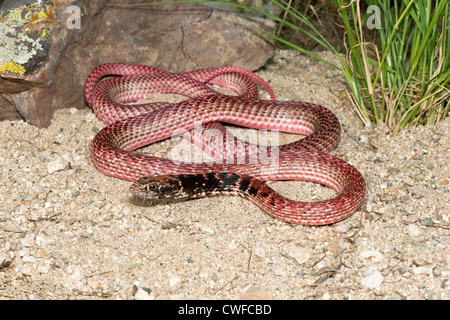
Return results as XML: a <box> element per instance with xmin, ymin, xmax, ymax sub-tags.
<box><xmin>0</xmin><ymin>50</ymin><xmax>449</xmax><ymax>300</ymax></box>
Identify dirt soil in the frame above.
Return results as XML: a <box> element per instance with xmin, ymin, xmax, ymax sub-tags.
<box><xmin>0</xmin><ymin>50</ymin><xmax>449</xmax><ymax>300</ymax></box>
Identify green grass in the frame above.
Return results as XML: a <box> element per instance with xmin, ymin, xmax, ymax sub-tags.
<box><xmin>336</xmin><ymin>0</ymin><xmax>450</xmax><ymax>132</ymax></box>
<box><xmin>110</xmin><ymin>0</ymin><xmax>450</xmax><ymax>133</ymax></box>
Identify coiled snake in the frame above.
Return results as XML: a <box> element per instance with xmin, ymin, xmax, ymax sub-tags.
<box><xmin>84</xmin><ymin>63</ymin><xmax>366</xmax><ymax>225</ymax></box>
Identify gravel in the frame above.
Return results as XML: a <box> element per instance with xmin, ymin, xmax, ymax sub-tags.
<box><xmin>0</xmin><ymin>50</ymin><xmax>449</xmax><ymax>300</ymax></box>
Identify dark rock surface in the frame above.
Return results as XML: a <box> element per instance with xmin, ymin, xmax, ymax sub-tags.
<box><xmin>0</xmin><ymin>0</ymin><xmax>275</xmax><ymax>127</ymax></box>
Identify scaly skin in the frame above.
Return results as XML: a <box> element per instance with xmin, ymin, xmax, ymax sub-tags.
<box><xmin>85</xmin><ymin>63</ymin><xmax>366</xmax><ymax>225</ymax></box>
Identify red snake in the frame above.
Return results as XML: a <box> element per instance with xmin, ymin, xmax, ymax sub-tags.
<box><xmin>84</xmin><ymin>63</ymin><xmax>366</xmax><ymax>225</ymax></box>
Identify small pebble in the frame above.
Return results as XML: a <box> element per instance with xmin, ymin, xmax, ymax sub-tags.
<box><xmin>322</xmin><ymin>292</ymin><xmax>331</xmax><ymax>300</ymax></box>
<box><xmin>405</xmin><ymin>214</ymin><xmax>420</xmax><ymax>223</ymax></box>
<box><xmin>169</xmin><ymin>277</ymin><xmax>181</xmax><ymax>288</ymax></box>
<box><xmin>0</xmin><ymin>250</ymin><xmax>12</xmax><ymax>269</ymax></box>
<box><xmin>359</xmin><ymin>135</ymin><xmax>368</xmax><ymax>144</ymax></box>
<box><xmin>88</xmin><ymin>278</ymin><xmax>101</xmax><ymax>290</ymax></box>
<box><xmin>406</xmin><ymin>224</ymin><xmax>422</xmax><ymax>237</ymax></box>
<box><xmin>419</xmin><ymin>218</ymin><xmax>434</xmax><ymax>226</ymax></box>
<box><xmin>50</xmin><ymin>251</ymin><xmax>61</xmax><ymax>259</ymax></box>
<box><xmin>22</xmin><ymin>256</ymin><xmax>36</xmax><ymax>263</ymax></box>
<box><xmin>254</xmin><ymin>246</ymin><xmax>266</xmax><ymax>258</ymax></box>
<box><xmin>361</xmin><ymin>270</ymin><xmax>384</xmax><ymax>289</ymax></box>
<box><xmin>433</xmin><ymin>266</ymin><xmax>442</xmax><ymax>277</ymax></box>
<box><xmin>47</xmin><ymin>156</ymin><xmax>68</xmax><ymax>174</ymax></box>
<box><xmin>289</xmin><ymin>247</ymin><xmax>312</xmax><ymax>264</ymax></box>
<box><xmin>413</xmin><ymin>267</ymin><xmax>432</xmax><ymax>276</ymax></box>
<box><xmin>20</xmin><ymin>235</ymin><xmax>35</xmax><ymax>248</ymax></box>
<box><xmin>135</xmin><ymin>287</ymin><xmax>153</xmax><ymax>300</ymax></box>
<box><xmin>240</xmin><ymin>286</ymin><xmax>271</xmax><ymax>300</ymax></box>
<box><xmin>19</xmin><ymin>264</ymin><xmax>33</xmax><ymax>276</ymax></box>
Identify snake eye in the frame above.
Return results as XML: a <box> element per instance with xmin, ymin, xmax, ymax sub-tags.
<box><xmin>146</xmin><ymin>183</ymin><xmax>158</xmax><ymax>192</ymax></box>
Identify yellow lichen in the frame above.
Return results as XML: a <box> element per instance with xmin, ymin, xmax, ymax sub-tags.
<box><xmin>30</xmin><ymin>10</ymin><xmax>49</xmax><ymax>24</ymax></box>
<box><xmin>38</xmin><ymin>11</ymin><xmax>48</xmax><ymax>19</ymax></box>
<box><xmin>0</xmin><ymin>60</ymin><xmax>26</xmax><ymax>75</ymax></box>
<box><xmin>5</xmin><ymin>5</ymin><xmax>54</xmax><ymax>29</ymax></box>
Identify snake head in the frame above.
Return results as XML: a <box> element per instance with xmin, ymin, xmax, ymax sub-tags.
<box><xmin>130</xmin><ymin>176</ymin><xmax>185</xmax><ymax>199</ymax></box>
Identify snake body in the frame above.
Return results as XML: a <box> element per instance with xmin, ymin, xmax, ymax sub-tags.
<box><xmin>85</xmin><ymin>63</ymin><xmax>366</xmax><ymax>225</ymax></box>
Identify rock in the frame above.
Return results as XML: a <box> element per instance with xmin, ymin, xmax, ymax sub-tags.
<box><xmin>0</xmin><ymin>0</ymin><xmax>59</xmax><ymax>126</ymax></box>
<box><xmin>254</xmin><ymin>246</ymin><xmax>266</xmax><ymax>258</ymax></box>
<box><xmin>405</xmin><ymin>214</ymin><xmax>420</xmax><ymax>223</ymax></box>
<box><xmin>182</xmin><ymin>12</ymin><xmax>275</xmax><ymax>70</ymax></box>
<box><xmin>169</xmin><ymin>276</ymin><xmax>181</xmax><ymax>288</ymax></box>
<box><xmin>0</xmin><ymin>94</ymin><xmax>22</xmax><ymax>121</ymax></box>
<box><xmin>361</xmin><ymin>270</ymin><xmax>384</xmax><ymax>289</ymax></box>
<box><xmin>406</xmin><ymin>224</ymin><xmax>422</xmax><ymax>237</ymax></box>
<box><xmin>20</xmin><ymin>234</ymin><xmax>35</xmax><ymax>248</ymax></box>
<box><xmin>359</xmin><ymin>134</ymin><xmax>369</xmax><ymax>144</ymax></box>
<box><xmin>47</xmin><ymin>155</ymin><xmax>68</xmax><ymax>174</ymax></box>
<box><xmin>0</xmin><ymin>250</ymin><xmax>13</xmax><ymax>269</ymax></box>
<box><xmin>22</xmin><ymin>255</ymin><xmax>37</xmax><ymax>264</ymax></box>
<box><xmin>289</xmin><ymin>247</ymin><xmax>312</xmax><ymax>264</ymax></box>
<box><xmin>432</xmin><ymin>266</ymin><xmax>442</xmax><ymax>277</ymax></box>
<box><xmin>413</xmin><ymin>267</ymin><xmax>432</xmax><ymax>276</ymax></box>
<box><xmin>0</xmin><ymin>0</ymin><xmax>275</xmax><ymax>127</ymax></box>
<box><xmin>18</xmin><ymin>264</ymin><xmax>34</xmax><ymax>276</ymax></box>
<box><xmin>134</xmin><ymin>287</ymin><xmax>153</xmax><ymax>300</ymax></box>
<box><xmin>87</xmin><ymin>278</ymin><xmax>101</xmax><ymax>290</ymax></box>
<box><xmin>419</xmin><ymin>218</ymin><xmax>434</xmax><ymax>226</ymax></box>
<box><xmin>321</xmin><ymin>292</ymin><xmax>331</xmax><ymax>300</ymax></box>
<box><xmin>240</xmin><ymin>286</ymin><xmax>271</xmax><ymax>300</ymax></box>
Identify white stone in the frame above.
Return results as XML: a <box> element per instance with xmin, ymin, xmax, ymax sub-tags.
<box><xmin>37</xmin><ymin>264</ymin><xmax>50</xmax><ymax>274</ymax></box>
<box><xmin>359</xmin><ymin>135</ymin><xmax>369</xmax><ymax>144</ymax></box>
<box><xmin>413</xmin><ymin>266</ymin><xmax>432</xmax><ymax>275</ymax></box>
<box><xmin>254</xmin><ymin>246</ymin><xmax>266</xmax><ymax>258</ymax></box>
<box><xmin>20</xmin><ymin>234</ymin><xmax>35</xmax><ymax>247</ymax></box>
<box><xmin>361</xmin><ymin>270</ymin><xmax>384</xmax><ymax>289</ymax></box>
<box><xmin>169</xmin><ymin>277</ymin><xmax>181</xmax><ymax>287</ymax></box>
<box><xmin>406</xmin><ymin>224</ymin><xmax>422</xmax><ymax>237</ymax></box>
<box><xmin>135</xmin><ymin>288</ymin><xmax>153</xmax><ymax>300</ymax></box>
<box><xmin>19</xmin><ymin>264</ymin><xmax>33</xmax><ymax>276</ymax></box>
<box><xmin>22</xmin><ymin>255</ymin><xmax>36</xmax><ymax>263</ymax></box>
<box><xmin>289</xmin><ymin>247</ymin><xmax>312</xmax><ymax>264</ymax></box>
<box><xmin>322</xmin><ymin>292</ymin><xmax>331</xmax><ymax>300</ymax></box>
<box><xmin>47</xmin><ymin>156</ymin><xmax>68</xmax><ymax>174</ymax></box>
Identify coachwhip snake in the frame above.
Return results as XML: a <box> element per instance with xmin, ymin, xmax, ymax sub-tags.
<box><xmin>84</xmin><ymin>63</ymin><xmax>366</xmax><ymax>225</ymax></box>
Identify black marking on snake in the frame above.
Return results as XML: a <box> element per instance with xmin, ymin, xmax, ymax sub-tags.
<box><xmin>176</xmin><ymin>173</ymin><xmax>229</xmax><ymax>194</ymax></box>
<box><xmin>205</xmin><ymin>172</ymin><xmax>220</xmax><ymax>189</ymax></box>
<box><xmin>239</xmin><ymin>178</ymin><xmax>251</xmax><ymax>193</ymax></box>
<box><xmin>218</xmin><ymin>172</ymin><xmax>240</xmax><ymax>191</ymax></box>
<box><xmin>248</xmin><ymin>186</ymin><xmax>259</xmax><ymax>197</ymax></box>
<box><xmin>259</xmin><ymin>192</ymin><xmax>269</xmax><ymax>198</ymax></box>
<box><xmin>178</xmin><ymin>174</ymin><xmax>208</xmax><ymax>195</ymax></box>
